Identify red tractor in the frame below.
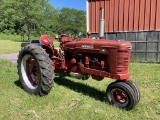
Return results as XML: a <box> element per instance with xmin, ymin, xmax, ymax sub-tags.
<box><xmin>17</xmin><ymin>33</ymin><xmax>140</xmax><ymax>110</ymax></box>
<box><xmin>17</xmin><ymin>8</ymin><xmax>140</xmax><ymax>110</ymax></box>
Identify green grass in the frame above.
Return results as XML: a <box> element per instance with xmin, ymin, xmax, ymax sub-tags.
<box><xmin>0</xmin><ymin>40</ymin><xmax>60</xmax><ymax>54</ymax></box>
<box><xmin>0</xmin><ymin>40</ymin><xmax>21</xmax><ymax>54</ymax></box>
<box><xmin>0</xmin><ymin>59</ymin><xmax>159</xmax><ymax>120</ymax></box>
<box><xmin>53</xmin><ymin>40</ymin><xmax>60</xmax><ymax>48</ymax></box>
<box><xmin>0</xmin><ymin>33</ymin><xmax>39</xmax><ymax>42</ymax></box>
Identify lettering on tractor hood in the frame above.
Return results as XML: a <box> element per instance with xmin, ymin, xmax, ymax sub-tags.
<box><xmin>81</xmin><ymin>45</ymin><xmax>94</xmax><ymax>49</ymax></box>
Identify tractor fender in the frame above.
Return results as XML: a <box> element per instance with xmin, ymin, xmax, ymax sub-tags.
<box><xmin>40</xmin><ymin>35</ymin><xmax>54</xmax><ymax>47</ymax></box>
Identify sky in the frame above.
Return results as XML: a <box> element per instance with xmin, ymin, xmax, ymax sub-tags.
<box><xmin>49</xmin><ymin>0</ymin><xmax>86</xmax><ymax>11</ymax></box>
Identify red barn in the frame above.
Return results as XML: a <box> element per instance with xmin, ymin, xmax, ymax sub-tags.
<box><xmin>86</xmin><ymin>0</ymin><xmax>160</xmax><ymax>62</ymax></box>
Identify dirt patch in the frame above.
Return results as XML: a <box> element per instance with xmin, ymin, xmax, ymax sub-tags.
<box><xmin>0</xmin><ymin>53</ymin><xmax>19</xmax><ymax>63</ymax></box>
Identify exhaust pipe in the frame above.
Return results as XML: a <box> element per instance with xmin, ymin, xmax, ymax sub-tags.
<box><xmin>99</xmin><ymin>8</ymin><xmax>105</xmax><ymax>38</ymax></box>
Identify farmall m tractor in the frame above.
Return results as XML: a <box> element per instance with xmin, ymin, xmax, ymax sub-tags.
<box><xmin>17</xmin><ymin>8</ymin><xmax>140</xmax><ymax>110</ymax></box>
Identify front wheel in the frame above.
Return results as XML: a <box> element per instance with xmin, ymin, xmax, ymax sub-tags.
<box><xmin>17</xmin><ymin>44</ymin><xmax>54</xmax><ymax>96</ymax></box>
<box><xmin>106</xmin><ymin>82</ymin><xmax>136</xmax><ymax>110</ymax></box>
<box><xmin>124</xmin><ymin>80</ymin><xmax>140</xmax><ymax>105</ymax></box>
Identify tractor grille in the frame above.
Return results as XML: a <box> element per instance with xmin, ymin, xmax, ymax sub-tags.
<box><xmin>116</xmin><ymin>52</ymin><xmax>130</xmax><ymax>73</ymax></box>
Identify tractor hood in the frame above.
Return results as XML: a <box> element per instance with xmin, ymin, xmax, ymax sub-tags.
<box><xmin>64</xmin><ymin>38</ymin><xmax>132</xmax><ymax>53</ymax></box>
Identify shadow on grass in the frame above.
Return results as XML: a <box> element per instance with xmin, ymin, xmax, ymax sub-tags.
<box><xmin>14</xmin><ymin>80</ymin><xmax>23</xmax><ymax>89</ymax></box>
<box><xmin>14</xmin><ymin>75</ymin><xmax>108</xmax><ymax>103</ymax></box>
<box><xmin>54</xmin><ymin>74</ymin><xmax>107</xmax><ymax>103</ymax></box>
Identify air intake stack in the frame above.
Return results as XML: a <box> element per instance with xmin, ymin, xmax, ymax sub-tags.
<box><xmin>99</xmin><ymin>8</ymin><xmax>105</xmax><ymax>38</ymax></box>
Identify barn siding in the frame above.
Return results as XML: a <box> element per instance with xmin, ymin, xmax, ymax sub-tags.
<box><xmin>156</xmin><ymin>0</ymin><xmax>160</xmax><ymax>30</ymax></box>
<box><xmin>88</xmin><ymin>0</ymin><xmax>160</xmax><ymax>33</ymax></box>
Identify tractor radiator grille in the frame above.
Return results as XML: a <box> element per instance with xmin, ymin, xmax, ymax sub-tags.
<box><xmin>116</xmin><ymin>52</ymin><xmax>130</xmax><ymax>73</ymax></box>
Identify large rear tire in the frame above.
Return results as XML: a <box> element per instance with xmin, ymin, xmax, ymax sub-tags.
<box><xmin>17</xmin><ymin>44</ymin><xmax>54</xmax><ymax>96</ymax></box>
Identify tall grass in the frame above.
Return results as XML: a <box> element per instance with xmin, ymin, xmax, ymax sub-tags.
<box><xmin>0</xmin><ymin>59</ymin><xmax>159</xmax><ymax>120</ymax></box>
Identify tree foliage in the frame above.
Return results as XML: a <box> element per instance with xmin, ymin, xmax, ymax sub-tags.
<box><xmin>57</xmin><ymin>8</ymin><xmax>86</xmax><ymax>37</ymax></box>
<box><xmin>0</xmin><ymin>0</ymin><xmax>86</xmax><ymax>41</ymax></box>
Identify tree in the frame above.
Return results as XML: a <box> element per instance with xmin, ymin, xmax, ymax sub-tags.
<box><xmin>0</xmin><ymin>0</ymin><xmax>19</xmax><ymax>34</ymax></box>
<box><xmin>0</xmin><ymin>0</ymin><xmax>57</xmax><ymax>41</ymax></box>
<box><xmin>38</xmin><ymin>1</ymin><xmax>58</xmax><ymax>36</ymax></box>
<box><xmin>57</xmin><ymin>8</ymin><xmax>86</xmax><ymax>37</ymax></box>
<box><xmin>0</xmin><ymin>1</ymin><xmax>87</xmax><ymax>40</ymax></box>
<box><xmin>15</xmin><ymin>0</ymin><xmax>48</xmax><ymax>41</ymax></box>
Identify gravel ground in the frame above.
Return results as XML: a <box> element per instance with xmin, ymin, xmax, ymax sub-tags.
<box><xmin>0</xmin><ymin>53</ymin><xmax>19</xmax><ymax>63</ymax></box>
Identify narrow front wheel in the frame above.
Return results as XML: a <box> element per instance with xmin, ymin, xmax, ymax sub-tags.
<box><xmin>125</xmin><ymin>80</ymin><xmax>140</xmax><ymax>105</ymax></box>
<box><xmin>106</xmin><ymin>82</ymin><xmax>136</xmax><ymax>110</ymax></box>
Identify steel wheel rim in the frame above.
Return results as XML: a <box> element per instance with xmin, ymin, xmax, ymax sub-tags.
<box><xmin>21</xmin><ymin>54</ymin><xmax>40</xmax><ymax>89</ymax></box>
<box><xmin>110</xmin><ymin>88</ymin><xmax>129</xmax><ymax>108</ymax></box>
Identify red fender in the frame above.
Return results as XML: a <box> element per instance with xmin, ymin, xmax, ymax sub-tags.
<box><xmin>40</xmin><ymin>35</ymin><xmax>54</xmax><ymax>47</ymax></box>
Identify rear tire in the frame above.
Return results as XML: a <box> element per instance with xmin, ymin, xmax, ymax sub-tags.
<box><xmin>17</xmin><ymin>44</ymin><xmax>54</xmax><ymax>96</ymax></box>
<box><xmin>106</xmin><ymin>82</ymin><xmax>136</xmax><ymax>110</ymax></box>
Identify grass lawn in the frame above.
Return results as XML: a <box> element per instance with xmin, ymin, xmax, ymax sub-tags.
<box><xmin>0</xmin><ymin>40</ymin><xmax>21</xmax><ymax>54</ymax></box>
<box><xmin>0</xmin><ymin>59</ymin><xmax>159</xmax><ymax>120</ymax></box>
<box><xmin>0</xmin><ymin>33</ymin><xmax>39</xmax><ymax>42</ymax></box>
<box><xmin>0</xmin><ymin>40</ymin><xmax>60</xmax><ymax>54</ymax></box>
